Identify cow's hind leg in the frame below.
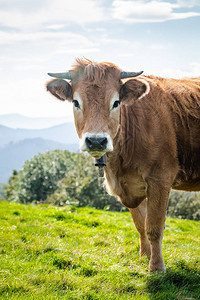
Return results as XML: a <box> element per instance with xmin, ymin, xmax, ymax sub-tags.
<box><xmin>129</xmin><ymin>199</ymin><xmax>151</xmax><ymax>257</ymax></box>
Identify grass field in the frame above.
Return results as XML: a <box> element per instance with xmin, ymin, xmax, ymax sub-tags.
<box><xmin>0</xmin><ymin>200</ymin><xmax>199</xmax><ymax>299</ymax></box>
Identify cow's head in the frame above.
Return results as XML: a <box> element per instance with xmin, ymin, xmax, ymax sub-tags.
<box><xmin>46</xmin><ymin>59</ymin><xmax>147</xmax><ymax>158</ymax></box>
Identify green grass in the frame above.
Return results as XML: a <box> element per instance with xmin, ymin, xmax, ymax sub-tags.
<box><xmin>0</xmin><ymin>200</ymin><xmax>199</xmax><ymax>299</ymax></box>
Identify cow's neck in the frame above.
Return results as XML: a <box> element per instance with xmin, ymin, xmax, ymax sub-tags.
<box><xmin>104</xmin><ymin>101</ymin><xmax>152</xmax><ymax>179</ymax></box>
<box><xmin>104</xmin><ymin>105</ymin><xmax>148</xmax><ymax>199</ymax></box>
<box><xmin>106</xmin><ymin>104</ymin><xmax>139</xmax><ymax>170</ymax></box>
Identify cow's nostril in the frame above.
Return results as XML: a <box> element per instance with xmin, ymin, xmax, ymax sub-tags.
<box><xmin>85</xmin><ymin>137</ymin><xmax>93</xmax><ymax>149</ymax></box>
<box><xmin>99</xmin><ymin>137</ymin><xmax>107</xmax><ymax>148</ymax></box>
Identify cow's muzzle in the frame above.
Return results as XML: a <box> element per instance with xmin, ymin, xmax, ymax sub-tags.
<box><xmin>85</xmin><ymin>137</ymin><xmax>107</xmax><ymax>151</ymax></box>
<box><xmin>80</xmin><ymin>132</ymin><xmax>113</xmax><ymax>158</ymax></box>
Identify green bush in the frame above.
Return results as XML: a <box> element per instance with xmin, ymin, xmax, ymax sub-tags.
<box><xmin>4</xmin><ymin>150</ymin><xmax>76</xmax><ymax>204</ymax></box>
<box><xmin>4</xmin><ymin>150</ymin><xmax>124</xmax><ymax>211</ymax></box>
<box><xmin>47</xmin><ymin>153</ymin><xmax>124</xmax><ymax>211</ymax></box>
<box><xmin>168</xmin><ymin>190</ymin><xmax>200</xmax><ymax>221</ymax></box>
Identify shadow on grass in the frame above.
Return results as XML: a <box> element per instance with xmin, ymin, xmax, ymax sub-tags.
<box><xmin>146</xmin><ymin>262</ymin><xmax>200</xmax><ymax>300</ymax></box>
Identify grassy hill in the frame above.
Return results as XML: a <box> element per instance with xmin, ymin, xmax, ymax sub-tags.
<box><xmin>0</xmin><ymin>201</ymin><xmax>199</xmax><ymax>299</ymax></box>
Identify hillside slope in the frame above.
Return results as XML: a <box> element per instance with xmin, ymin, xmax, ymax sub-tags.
<box><xmin>0</xmin><ymin>201</ymin><xmax>199</xmax><ymax>299</ymax></box>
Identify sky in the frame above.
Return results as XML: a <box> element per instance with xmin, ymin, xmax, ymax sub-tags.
<box><xmin>0</xmin><ymin>0</ymin><xmax>200</xmax><ymax>120</ymax></box>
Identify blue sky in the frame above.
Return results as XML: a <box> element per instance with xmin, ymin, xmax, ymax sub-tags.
<box><xmin>0</xmin><ymin>0</ymin><xmax>200</xmax><ymax>119</ymax></box>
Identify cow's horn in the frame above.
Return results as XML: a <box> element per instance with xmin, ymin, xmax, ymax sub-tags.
<box><xmin>120</xmin><ymin>71</ymin><xmax>143</xmax><ymax>79</ymax></box>
<box><xmin>47</xmin><ymin>72</ymin><xmax>72</xmax><ymax>79</ymax></box>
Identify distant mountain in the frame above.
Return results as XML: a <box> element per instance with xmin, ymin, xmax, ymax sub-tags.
<box><xmin>0</xmin><ymin>114</ymin><xmax>71</xmax><ymax>129</ymax></box>
<box><xmin>0</xmin><ymin>116</ymin><xmax>80</xmax><ymax>182</ymax></box>
<box><xmin>0</xmin><ymin>138</ymin><xmax>79</xmax><ymax>182</ymax></box>
<box><xmin>0</xmin><ymin>123</ymin><xmax>79</xmax><ymax>147</ymax></box>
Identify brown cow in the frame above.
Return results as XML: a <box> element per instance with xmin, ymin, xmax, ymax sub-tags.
<box><xmin>46</xmin><ymin>58</ymin><xmax>200</xmax><ymax>272</ymax></box>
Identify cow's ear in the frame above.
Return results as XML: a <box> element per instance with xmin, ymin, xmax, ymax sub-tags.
<box><xmin>120</xmin><ymin>79</ymin><xmax>149</xmax><ymax>103</ymax></box>
<box><xmin>46</xmin><ymin>79</ymin><xmax>72</xmax><ymax>102</ymax></box>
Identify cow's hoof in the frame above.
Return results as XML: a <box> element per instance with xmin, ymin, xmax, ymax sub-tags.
<box><xmin>149</xmin><ymin>262</ymin><xmax>166</xmax><ymax>273</ymax></box>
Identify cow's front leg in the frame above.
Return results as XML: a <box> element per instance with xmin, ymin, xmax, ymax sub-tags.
<box><xmin>129</xmin><ymin>199</ymin><xmax>151</xmax><ymax>257</ymax></box>
<box><xmin>146</xmin><ymin>180</ymin><xmax>170</xmax><ymax>272</ymax></box>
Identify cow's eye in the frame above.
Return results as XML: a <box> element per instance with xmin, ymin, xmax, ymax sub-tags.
<box><xmin>73</xmin><ymin>99</ymin><xmax>81</xmax><ymax>110</ymax></box>
<box><xmin>112</xmin><ymin>100</ymin><xmax>120</xmax><ymax>110</ymax></box>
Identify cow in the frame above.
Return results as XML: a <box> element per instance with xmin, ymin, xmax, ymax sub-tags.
<box><xmin>46</xmin><ymin>58</ymin><xmax>200</xmax><ymax>272</ymax></box>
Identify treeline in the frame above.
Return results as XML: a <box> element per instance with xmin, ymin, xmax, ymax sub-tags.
<box><xmin>3</xmin><ymin>150</ymin><xmax>200</xmax><ymax>220</ymax></box>
<box><xmin>4</xmin><ymin>150</ymin><xmax>124</xmax><ymax>211</ymax></box>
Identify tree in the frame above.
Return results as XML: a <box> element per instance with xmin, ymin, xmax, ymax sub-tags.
<box><xmin>4</xmin><ymin>150</ymin><xmax>76</xmax><ymax>204</ymax></box>
<box><xmin>5</xmin><ymin>150</ymin><xmax>124</xmax><ymax>211</ymax></box>
<box><xmin>47</xmin><ymin>153</ymin><xmax>125</xmax><ymax>211</ymax></box>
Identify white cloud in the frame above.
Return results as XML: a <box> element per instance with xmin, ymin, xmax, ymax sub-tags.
<box><xmin>0</xmin><ymin>55</ymin><xmax>47</xmax><ymax>64</ymax></box>
<box><xmin>188</xmin><ymin>62</ymin><xmax>200</xmax><ymax>76</ymax></box>
<box><xmin>112</xmin><ymin>0</ymin><xmax>200</xmax><ymax>23</ymax></box>
<box><xmin>0</xmin><ymin>76</ymin><xmax>74</xmax><ymax>118</ymax></box>
<box><xmin>149</xmin><ymin>43</ymin><xmax>166</xmax><ymax>50</ymax></box>
<box><xmin>48</xmin><ymin>0</ymin><xmax>106</xmax><ymax>24</ymax></box>
<box><xmin>55</xmin><ymin>48</ymin><xmax>99</xmax><ymax>55</ymax></box>
<box><xmin>13</xmin><ymin>64</ymin><xmax>45</xmax><ymax>71</ymax></box>
<box><xmin>45</xmin><ymin>24</ymin><xmax>66</xmax><ymax>30</ymax></box>
<box><xmin>0</xmin><ymin>30</ymin><xmax>95</xmax><ymax>45</ymax></box>
<box><xmin>158</xmin><ymin>62</ymin><xmax>200</xmax><ymax>78</ymax></box>
<box><xmin>0</xmin><ymin>29</ymin><xmax>100</xmax><ymax>73</ymax></box>
<box><xmin>177</xmin><ymin>0</ymin><xmax>200</xmax><ymax>8</ymax></box>
<box><xmin>0</xmin><ymin>0</ymin><xmax>106</xmax><ymax>30</ymax></box>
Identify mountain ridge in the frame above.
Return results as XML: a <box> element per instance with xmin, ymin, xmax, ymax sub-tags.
<box><xmin>0</xmin><ymin>138</ymin><xmax>79</xmax><ymax>182</ymax></box>
<box><xmin>0</xmin><ymin>114</ymin><xmax>73</xmax><ymax>129</ymax></box>
<box><xmin>0</xmin><ymin>123</ymin><xmax>79</xmax><ymax>147</ymax></box>
<box><xmin>0</xmin><ymin>115</ymin><xmax>80</xmax><ymax>182</ymax></box>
